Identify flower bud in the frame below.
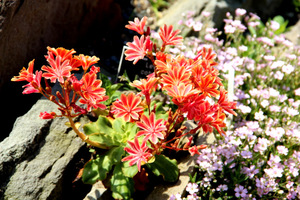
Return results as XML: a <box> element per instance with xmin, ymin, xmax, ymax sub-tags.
<box><xmin>39</xmin><ymin>111</ymin><xmax>56</xmax><ymax>119</ymax></box>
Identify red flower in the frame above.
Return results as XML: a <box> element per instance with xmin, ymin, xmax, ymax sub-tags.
<box><xmin>195</xmin><ymin>103</ymin><xmax>226</xmax><ymax>134</ymax></box>
<box><xmin>180</xmin><ymin>94</ymin><xmax>205</xmax><ymax>120</ymax></box>
<box><xmin>42</xmin><ymin>55</ymin><xmax>72</xmax><ymax>83</ymax></box>
<box><xmin>46</xmin><ymin>46</ymin><xmax>80</xmax><ymax>70</ymax></box>
<box><xmin>122</xmin><ymin>137</ymin><xmax>152</xmax><ymax>172</ymax></box>
<box><xmin>136</xmin><ymin>112</ymin><xmax>166</xmax><ymax>144</ymax></box>
<box><xmin>111</xmin><ymin>93</ymin><xmax>144</xmax><ymax>122</ymax></box>
<box><xmin>194</xmin><ymin>47</ymin><xmax>217</xmax><ymax>65</ymax></box>
<box><xmin>125</xmin><ymin>16</ymin><xmax>148</xmax><ymax>35</ymax></box>
<box><xmin>161</xmin><ymin>65</ymin><xmax>191</xmax><ymax>88</ymax></box>
<box><xmin>130</xmin><ymin>77</ymin><xmax>158</xmax><ymax>106</ymax></box>
<box><xmin>77</xmin><ymin>72</ymin><xmax>108</xmax><ymax>111</ymax></box>
<box><xmin>74</xmin><ymin>54</ymin><xmax>100</xmax><ymax>71</ymax></box>
<box><xmin>125</xmin><ymin>35</ymin><xmax>147</xmax><ymax>64</ymax></box>
<box><xmin>11</xmin><ymin>59</ymin><xmax>35</xmax><ymax>82</ymax></box>
<box><xmin>39</xmin><ymin>111</ymin><xmax>56</xmax><ymax>119</ymax></box>
<box><xmin>22</xmin><ymin>70</ymin><xmax>42</xmax><ymax>94</ymax></box>
<box><xmin>159</xmin><ymin>24</ymin><xmax>183</xmax><ymax>46</ymax></box>
<box><xmin>46</xmin><ymin>46</ymin><xmax>76</xmax><ymax>61</ymax></box>
<box><xmin>218</xmin><ymin>87</ymin><xmax>237</xmax><ymax>116</ymax></box>
<box><xmin>195</xmin><ymin>74</ymin><xmax>220</xmax><ymax>98</ymax></box>
<box><xmin>164</xmin><ymin>83</ymin><xmax>198</xmax><ymax>106</ymax></box>
<box><xmin>189</xmin><ymin>145</ymin><xmax>207</xmax><ymax>156</ymax></box>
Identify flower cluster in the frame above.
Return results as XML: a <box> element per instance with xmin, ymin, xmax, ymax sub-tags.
<box><xmin>12</xmin><ymin>47</ymin><xmax>108</xmax><ymax>147</ymax></box>
<box><xmin>12</xmin><ymin>14</ymin><xmax>236</xmax><ymax>199</ymax></box>
<box><xmin>169</xmin><ymin>8</ymin><xmax>300</xmax><ymax>200</ymax></box>
<box><xmin>119</xmin><ymin>16</ymin><xmax>236</xmax><ymax>171</ymax></box>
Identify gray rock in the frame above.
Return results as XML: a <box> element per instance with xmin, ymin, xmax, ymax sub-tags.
<box><xmin>0</xmin><ymin>99</ymin><xmax>89</xmax><ymax>200</ymax></box>
<box><xmin>154</xmin><ymin>0</ymin><xmax>285</xmax><ymax>36</ymax></box>
<box><xmin>285</xmin><ymin>19</ymin><xmax>300</xmax><ymax>45</ymax></box>
<box><xmin>154</xmin><ymin>0</ymin><xmax>238</xmax><ymax>36</ymax></box>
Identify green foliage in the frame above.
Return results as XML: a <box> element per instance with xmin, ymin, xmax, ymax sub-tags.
<box><xmin>146</xmin><ymin>154</ymin><xmax>179</xmax><ymax>182</ymax></box>
<box><xmin>100</xmin><ymin>73</ymin><xmax>123</xmax><ymax>105</ymax></box>
<box><xmin>82</xmin><ymin>146</ymin><xmax>125</xmax><ymax>184</ymax></box>
<box><xmin>82</xmin><ymin>115</ymin><xmax>180</xmax><ymax>199</ymax></box>
<box><xmin>111</xmin><ymin>163</ymin><xmax>135</xmax><ymax>200</ymax></box>
<box><xmin>83</xmin><ymin>116</ymin><xmax>138</xmax><ymax>148</ymax></box>
<box><xmin>293</xmin><ymin>0</ymin><xmax>300</xmax><ymax>12</ymax></box>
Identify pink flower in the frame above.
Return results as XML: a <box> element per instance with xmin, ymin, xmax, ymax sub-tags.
<box><xmin>22</xmin><ymin>70</ymin><xmax>42</xmax><ymax>94</ymax></box>
<box><xmin>11</xmin><ymin>59</ymin><xmax>35</xmax><ymax>82</ymax></box>
<box><xmin>294</xmin><ymin>88</ymin><xmax>300</xmax><ymax>96</ymax></box>
<box><xmin>125</xmin><ymin>35</ymin><xmax>151</xmax><ymax>64</ymax></box>
<box><xmin>76</xmin><ymin>73</ymin><xmax>108</xmax><ymax>111</ymax></box>
<box><xmin>136</xmin><ymin>112</ymin><xmax>166</xmax><ymax>144</ymax></box>
<box><xmin>159</xmin><ymin>24</ymin><xmax>183</xmax><ymax>46</ymax></box>
<box><xmin>122</xmin><ymin>137</ymin><xmax>152</xmax><ymax>172</ymax></box>
<box><xmin>235</xmin><ymin>8</ymin><xmax>246</xmax><ymax>16</ymax></box>
<box><xmin>241</xmin><ymin>150</ymin><xmax>252</xmax><ymax>159</ymax></box>
<box><xmin>125</xmin><ymin>16</ymin><xmax>147</xmax><ymax>35</ymax></box>
<box><xmin>234</xmin><ymin>185</ymin><xmax>248</xmax><ymax>198</ymax></box>
<box><xmin>254</xmin><ymin>138</ymin><xmax>270</xmax><ymax>153</ymax></box>
<box><xmin>42</xmin><ymin>55</ymin><xmax>72</xmax><ymax>83</ymax></box>
<box><xmin>202</xmin><ymin>11</ymin><xmax>211</xmax><ymax>17</ymax></box>
<box><xmin>193</xmin><ymin>22</ymin><xmax>203</xmax><ymax>31</ymax></box>
<box><xmin>111</xmin><ymin>93</ymin><xmax>144</xmax><ymax>122</ymax></box>
<box><xmin>186</xmin><ymin>182</ymin><xmax>199</xmax><ymax>194</ymax></box>
<box><xmin>282</xmin><ymin>64</ymin><xmax>295</xmax><ymax>74</ymax></box>
<box><xmin>270</xmin><ymin>20</ymin><xmax>280</xmax><ymax>31</ymax></box>
<box><xmin>224</xmin><ymin>24</ymin><xmax>236</xmax><ymax>33</ymax></box>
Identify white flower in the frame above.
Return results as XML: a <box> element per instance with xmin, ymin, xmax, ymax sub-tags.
<box><xmin>270</xmin><ymin>20</ymin><xmax>280</xmax><ymax>30</ymax></box>
<box><xmin>254</xmin><ymin>110</ymin><xmax>265</xmax><ymax>121</ymax></box>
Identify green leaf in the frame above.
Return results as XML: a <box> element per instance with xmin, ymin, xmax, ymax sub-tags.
<box><xmin>82</xmin><ymin>146</ymin><xmax>125</xmax><ymax>184</ymax></box>
<box><xmin>83</xmin><ymin>116</ymin><xmax>138</xmax><ymax>148</ymax></box>
<box><xmin>81</xmin><ymin>158</ymin><xmax>101</xmax><ymax>185</ymax></box>
<box><xmin>124</xmin><ymin>121</ymin><xmax>138</xmax><ymax>141</ymax></box>
<box><xmin>146</xmin><ymin>154</ymin><xmax>179</xmax><ymax>182</ymax></box>
<box><xmin>121</xmin><ymin>161</ymin><xmax>139</xmax><ymax>178</ymax></box>
<box><xmin>111</xmin><ymin>163</ymin><xmax>134</xmax><ymax>200</ymax></box>
<box><xmin>83</xmin><ymin>116</ymin><xmax>119</xmax><ymax>148</ymax></box>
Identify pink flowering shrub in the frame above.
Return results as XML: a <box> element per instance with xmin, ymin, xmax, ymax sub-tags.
<box><xmin>169</xmin><ymin>8</ymin><xmax>300</xmax><ymax>200</ymax></box>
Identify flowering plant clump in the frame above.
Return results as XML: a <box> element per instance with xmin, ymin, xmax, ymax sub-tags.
<box><xmin>12</xmin><ymin>16</ymin><xmax>236</xmax><ymax>199</ymax></box>
<box><xmin>169</xmin><ymin>8</ymin><xmax>300</xmax><ymax>200</ymax></box>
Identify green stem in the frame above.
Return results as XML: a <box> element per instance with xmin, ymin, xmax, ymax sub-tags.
<box><xmin>67</xmin><ymin>116</ymin><xmax>109</xmax><ymax>149</ymax></box>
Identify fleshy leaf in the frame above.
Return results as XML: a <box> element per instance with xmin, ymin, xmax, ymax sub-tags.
<box><xmin>83</xmin><ymin>116</ymin><xmax>138</xmax><ymax>148</ymax></box>
<box><xmin>82</xmin><ymin>146</ymin><xmax>125</xmax><ymax>184</ymax></box>
<box><xmin>121</xmin><ymin>160</ymin><xmax>139</xmax><ymax>178</ymax></box>
<box><xmin>83</xmin><ymin>116</ymin><xmax>119</xmax><ymax>148</ymax></box>
<box><xmin>146</xmin><ymin>154</ymin><xmax>179</xmax><ymax>182</ymax></box>
<box><xmin>111</xmin><ymin>163</ymin><xmax>134</xmax><ymax>200</ymax></box>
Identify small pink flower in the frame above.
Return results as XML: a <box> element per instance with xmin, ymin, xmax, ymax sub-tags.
<box><xmin>193</xmin><ymin>22</ymin><xmax>203</xmax><ymax>31</ymax></box>
<box><xmin>294</xmin><ymin>88</ymin><xmax>300</xmax><ymax>96</ymax></box>
<box><xmin>270</xmin><ymin>20</ymin><xmax>280</xmax><ymax>31</ymax></box>
<box><xmin>202</xmin><ymin>11</ymin><xmax>211</xmax><ymax>17</ymax></box>
<box><xmin>235</xmin><ymin>8</ymin><xmax>246</xmax><ymax>16</ymax></box>
<box><xmin>186</xmin><ymin>182</ymin><xmax>199</xmax><ymax>194</ymax></box>
<box><xmin>122</xmin><ymin>137</ymin><xmax>152</xmax><ymax>172</ymax></box>
<box><xmin>234</xmin><ymin>185</ymin><xmax>248</xmax><ymax>198</ymax></box>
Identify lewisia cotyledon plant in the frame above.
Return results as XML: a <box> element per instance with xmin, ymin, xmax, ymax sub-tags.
<box><xmin>12</xmin><ymin>16</ymin><xmax>236</xmax><ymax>199</ymax></box>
